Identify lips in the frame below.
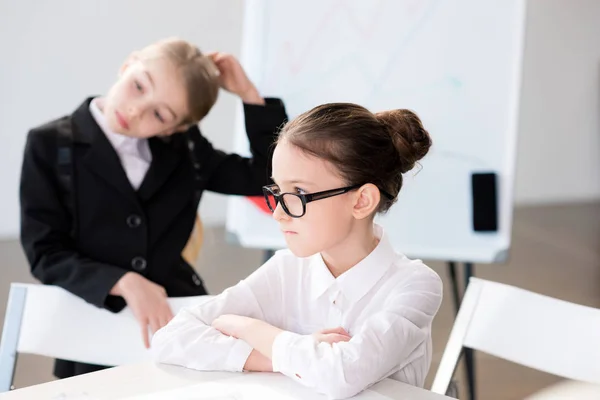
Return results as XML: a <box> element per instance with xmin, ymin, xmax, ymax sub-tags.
<box><xmin>115</xmin><ymin>111</ymin><xmax>129</xmax><ymax>130</ymax></box>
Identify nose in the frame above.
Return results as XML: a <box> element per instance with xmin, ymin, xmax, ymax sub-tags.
<box><xmin>272</xmin><ymin>201</ymin><xmax>290</xmax><ymax>222</ymax></box>
<box><xmin>127</xmin><ymin>104</ymin><xmax>140</xmax><ymax>119</ymax></box>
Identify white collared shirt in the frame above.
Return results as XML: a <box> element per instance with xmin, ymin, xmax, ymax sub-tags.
<box><xmin>152</xmin><ymin>225</ymin><xmax>443</xmax><ymax>399</ymax></box>
<box><xmin>89</xmin><ymin>99</ymin><xmax>152</xmax><ymax>190</ymax></box>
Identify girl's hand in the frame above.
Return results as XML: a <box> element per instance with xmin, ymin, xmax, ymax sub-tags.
<box><xmin>111</xmin><ymin>272</ymin><xmax>174</xmax><ymax>348</ymax></box>
<box><xmin>312</xmin><ymin>327</ymin><xmax>352</xmax><ymax>346</ymax></box>
<box><xmin>208</xmin><ymin>52</ymin><xmax>265</xmax><ymax>105</ymax></box>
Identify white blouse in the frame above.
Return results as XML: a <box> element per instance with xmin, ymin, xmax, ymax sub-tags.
<box><xmin>152</xmin><ymin>225</ymin><xmax>443</xmax><ymax>399</ymax></box>
<box><xmin>89</xmin><ymin>99</ymin><xmax>152</xmax><ymax>190</ymax></box>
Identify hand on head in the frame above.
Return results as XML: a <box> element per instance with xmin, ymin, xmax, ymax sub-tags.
<box><xmin>207</xmin><ymin>52</ymin><xmax>265</xmax><ymax>105</ymax></box>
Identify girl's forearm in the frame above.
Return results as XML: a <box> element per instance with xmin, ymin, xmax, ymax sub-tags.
<box><xmin>237</xmin><ymin>317</ymin><xmax>283</xmax><ymax>359</ymax></box>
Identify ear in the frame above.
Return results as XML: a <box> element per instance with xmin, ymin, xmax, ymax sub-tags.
<box><xmin>119</xmin><ymin>51</ymin><xmax>141</xmax><ymax>77</ymax></box>
<box><xmin>351</xmin><ymin>184</ymin><xmax>380</xmax><ymax>220</ymax></box>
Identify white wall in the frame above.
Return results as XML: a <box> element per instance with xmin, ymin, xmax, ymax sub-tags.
<box><xmin>0</xmin><ymin>0</ymin><xmax>599</xmax><ymax>239</ymax></box>
<box><xmin>515</xmin><ymin>0</ymin><xmax>600</xmax><ymax>204</ymax></box>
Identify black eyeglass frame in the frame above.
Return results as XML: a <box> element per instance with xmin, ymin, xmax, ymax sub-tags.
<box><xmin>262</xmin><ymin>183</ymin><xmax>394</xmax><ymax>218</ymax></box>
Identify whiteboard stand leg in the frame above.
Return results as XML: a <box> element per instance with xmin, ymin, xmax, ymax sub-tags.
<box><xmin>446</xmin><ymin>261</ymin><xmax>476</xmax><ymax>400</ymax></box>
<box><xmin>263</xmin><ymin>249</ymin><xmax>275</xmax><ymax>263</ymax></box>
<box><xmin>448</xmin><ymin>262</ymin><xmax>461</xmax><ymax>311</ymax></box>
<box><xmin>463</xmin><ymin>262</ymin><xmax>476</xmax><ymax>400</ymax></box>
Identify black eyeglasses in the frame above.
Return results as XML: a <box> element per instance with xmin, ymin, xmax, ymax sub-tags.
<box><xmin>262</xmin><ymin>184</ymin><xmax>394</xmax><ymax>218</ymax></box>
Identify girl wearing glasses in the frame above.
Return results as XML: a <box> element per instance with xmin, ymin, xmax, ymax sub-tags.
<box><xmin>152</xmin><ymin>103</ymin><xmax>443</xmax><ymax>399</ymax></box>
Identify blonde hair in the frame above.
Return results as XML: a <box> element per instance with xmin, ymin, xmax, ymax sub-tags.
<box><xmin>137</xmin><ymin>38</ymin><xmax>220</xmax><ymax>124</ymax></box>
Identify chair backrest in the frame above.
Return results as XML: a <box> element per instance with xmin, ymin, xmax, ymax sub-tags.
<box><xmin>182</xmin><ymin>214</ymin><xmax>204</xmax><ymax>266</ymax></box>
<box><xmin>431</xmin><ymin>277</ymin><xmax>600</xmax><ymax>394</ymax></box>
<box><xmin>0</xmin><ymin>283</ymin><xmax>211</xmax><ymax>392</ymax></box>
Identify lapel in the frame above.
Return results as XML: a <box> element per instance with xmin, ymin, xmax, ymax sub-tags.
<box><xmin>72</xmin><ymin>98</ymin><xmax>139</xmax><ymax>206</ymax></box>
<box><xmin>136</xmin><ymin>136</ymin><xmax>183</xmax><ymax>201</ymax></box>
<box><xmin>72</xmin><ymin>98</ymin><xmax>185</xmax><ymax>204</ymax></box>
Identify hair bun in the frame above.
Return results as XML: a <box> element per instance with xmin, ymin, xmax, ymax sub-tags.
<box><xmin>375</xmin><ymin>109</ymin><xmax>432</xmax><ymax>173</ymax></box>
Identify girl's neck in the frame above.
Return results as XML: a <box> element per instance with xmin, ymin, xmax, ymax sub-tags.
<box><xmin>321</xmin><ymin>222</ymin><xmax>379</xmax><ymax>278</ymax></box>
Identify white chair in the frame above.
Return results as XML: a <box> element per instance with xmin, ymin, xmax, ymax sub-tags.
<box><xmin>0</xmin><ymin>283</ymin><xmax>210</xmax><ymax>392</ymax></box>
<box><xmin>431</xmin><ymin>277</ymin><xmax>600</xmax><ymax>396</ymax></box>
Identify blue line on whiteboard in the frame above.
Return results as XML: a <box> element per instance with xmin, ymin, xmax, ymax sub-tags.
<box><xmin>283</xmin><ymin>73</ymin><xmax>463</xmax><ymax>111</ymax></box>
<box><xmin>438</xmin><ymin>151</ymin><xmax>492</xmax><ymax>169</ymax></box>
<box><xmin>366</xmin><ymin>0</ymin><xmax>443</xmax><ymax>103</ymax></box>
<box><xmin>258</xmin><ymin>0</ymin><xmax>443</xmax><ymax>103</ymax></box>
<box><xmin>366</xmin><ymin>75</ymin><xmax>463</xmax><ymax>99</ymax></box>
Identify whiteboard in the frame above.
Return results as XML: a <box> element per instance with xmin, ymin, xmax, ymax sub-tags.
<box><xmin>226</xmin><ymin>0</ymin><xmax>526</xmax><ymax>263</ymax></box>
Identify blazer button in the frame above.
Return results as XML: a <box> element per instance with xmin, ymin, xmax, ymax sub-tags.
<box><xmin>127</xmin><ymin>214</ymin><xmax>142</xmax><ymax>228</ymax></box>
<box><xmin>192</xmin><ymin>274</ymin><xmax>202</xmax><ymax>286</ymax></box>
<box><xmin>131</xmin><ymin>257</ymin><xmax>147</xmax><ymax>272</ymax></box>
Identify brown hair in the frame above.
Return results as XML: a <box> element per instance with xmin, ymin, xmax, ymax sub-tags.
<box><xmin>279</xmin><ymin>103</ymin><xmax>432</xmax><ymax>213</ymax></box>
<box><xmin>137</xmin><ymin>38</ymin><xmax>220</xmax><ymax>124</ymax></box>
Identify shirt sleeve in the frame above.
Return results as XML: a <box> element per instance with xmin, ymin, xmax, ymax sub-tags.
<box><xmin>271</xmin><ymin>269</ymin><xmax>443</xmax><ymax>399</ymax></box>
<box><xmin>194</xmin><ymin>98</ymin><xmax>288</xmax><ymax>196</ymax></box>
<box><xmin>151</xmin><ymin>252</ymin><xmax>284</xmax><ymax>372</ymax></box>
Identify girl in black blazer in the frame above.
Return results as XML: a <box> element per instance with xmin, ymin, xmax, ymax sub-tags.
<box><xmin>19</xmin><ymin>38</ymin><xmax>287</xmax><ymax>378</ymax></box>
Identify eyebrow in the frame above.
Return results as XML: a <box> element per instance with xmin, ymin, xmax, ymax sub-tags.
<box><xmin>144</xmin><ymin>70</ymin><xmax>154</xmax><ymax>88</ymax></box>
<box><xmin>144</xmin><ymin>70</ymin><xmax>178</xmax><ymax>120</ymax></box>
<box><xmin>271</xmin><ymin>177</ymin><xmax>313</xmax><ymax>186</ymax></box>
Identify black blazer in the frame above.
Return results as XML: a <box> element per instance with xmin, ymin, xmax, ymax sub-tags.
<box><xmin>19</xmin><ymin>97</ymin><xmax>287</xmax><ymax>313</ymax></box>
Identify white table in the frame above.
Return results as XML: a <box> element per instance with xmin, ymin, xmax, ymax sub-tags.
<box><xmin>0</xmin><ymin>362</ymin><xmax>453</xmax><ymax>399</ymax></box>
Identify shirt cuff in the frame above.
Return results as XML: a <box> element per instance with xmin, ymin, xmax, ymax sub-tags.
<box><xmin>271</xmin><ymin>330</ymin><xmax>304</xmax><ymax>374</ymax></box>
<box><xmin>226</xmin><ymin>339</ymin><xmax>254</xmax><ymax>372</ymax></box>
<box><xmin>243</xmin><ymin>98</ymin><xmax>287</xmax><ymax>134</ymax></box>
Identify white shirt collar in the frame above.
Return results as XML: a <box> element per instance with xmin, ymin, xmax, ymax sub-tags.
<box><xmin>89</xmin><ymin>98</ymin><xmax>135</xmax><ymax>150</ymax></box>
<box><xmin>309</xmin><ymin>224</ymin><xmax>397</xmax><ymax>304</ymax></box>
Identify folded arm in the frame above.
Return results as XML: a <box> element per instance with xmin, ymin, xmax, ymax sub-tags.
<box><xmin>151</xmin><ymin>255</ymin><xmax>284</xmax><ymax>372</ymax></box>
